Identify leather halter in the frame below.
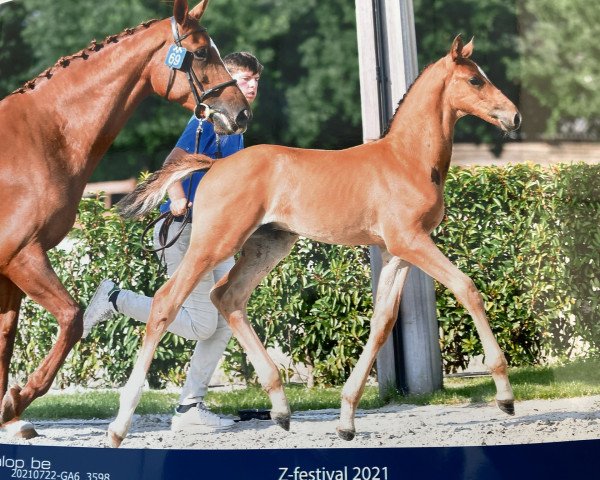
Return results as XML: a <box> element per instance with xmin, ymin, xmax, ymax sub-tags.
<box><xmin>166</xmin><ymin>17</ymin><xmax>238</xmax><ymax>119</ymax></box>
<box><xmin>143</xmin><ymin>19</ymin><xmax>238</xmax><ymax>256</ymax></box>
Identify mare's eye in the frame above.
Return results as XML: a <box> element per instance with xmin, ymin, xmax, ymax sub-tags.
<box><xmin>469</xmin><ymin>76</ymin><xmax>484</xmax><ymax>87</ymax></box>
<box><xmin>194</xmin><ymin>47</ymin><xmax>209</xmax><ymax>61</ymax></box>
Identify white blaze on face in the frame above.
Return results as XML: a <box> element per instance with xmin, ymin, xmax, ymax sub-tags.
<box><xmin>476</xmin><ymin>64</ymin><xmax>491</xmax><ymax>83</ymax></box>
<box><xmin>210</xmin><ymin>38</ymin><xmax>222</xmax><ymax>59</ymax></box>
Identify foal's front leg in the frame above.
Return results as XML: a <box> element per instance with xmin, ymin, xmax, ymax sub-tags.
<box><xmin>338</xmin><ymin>251</ymin><xmax>410</xmax><ymax>440</ymax></box>
<box><xmin>392</xmin><ymin>234</ymin><xmax>514</xmax><ymax>414</ymax></box>
<box><xmin>107</xmin><ymin>316</ymin><xmax>164</xmax><ymax>448</ymax></box>
<box><xmin>107</xmin><ymin>252</ymin><xmax>219</xmax><ymax>447</ymax></box>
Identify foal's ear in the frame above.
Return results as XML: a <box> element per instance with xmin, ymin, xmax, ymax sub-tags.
<box><xmin>173</xmin><ymin>0</ymin><xmax>189</xmax><ymax>25</ymax></box>
<box><xmin>450</xmin><ymin>34</ymin><xmax>464</xmax><ymax>61</ymax></box>
<box><xmin>189</xmin><ymin>0</ymin><xmax>210</xmax><ymax>21</ymax></box>
<box><xmin>462</xmin><ymin>37</ymin><xmax>475</xmax><ymax>58</ymax></box>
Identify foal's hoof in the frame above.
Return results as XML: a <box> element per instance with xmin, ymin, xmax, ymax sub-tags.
<box><xmin>271</xmin><ymin>412</ymin><xmax>290</xmax><ymax>431</ymax></box>
<box><xmin>107</xmin><ymin>429</ymin><xmax>124</xmax><ymax>448</ymax></box>
<box><xmin>1</xmin><ymin>385</ymin><xmax>22</xmax><ymax>423</ymax></box>
<box><xmin>497</xmin><ymin>399</ymin><xmax>515</xmax><ymax>416</ymax></box>
<box><xmin>336</xmin><ymin>427</ymin><xmax>355</xmax><ymax>441</ymax></box>
<box><xmin>3</xmin><ymin>420</ymin><xmax>38</xmax><ymax>440</ymax></box>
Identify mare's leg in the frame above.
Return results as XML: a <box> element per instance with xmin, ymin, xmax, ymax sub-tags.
<box><xmin>1</xmin><ymin>245</ymin><xmax>83</xmax><ymax>422</ymax></box>
<box><xmin>0</xmin><ymin>277</ymin><xmax>33</xmax><ymax>439</ymax></box>
<box><xmin>391</xmin><ymin>234</ymin><xmax>514</xmax><ymax>413</ymax></box>
<box><xmin>0</xmin><ymin>276</ymin><xmax>23</xmax><ymax>403</ymax></box>
<box><xmin>338</xmin><ymin>250</ymin><xmax>410</xmax><ymax>440</ymax></box>
<box><xmin>210</xmin><ymin>226</ymin><xmax>298</xmax><ymax>430</ymax></box>
<box><xmin>107</xmin><ymin>239</ymin><xmax>240</xmax><ymax>447</ymax></box>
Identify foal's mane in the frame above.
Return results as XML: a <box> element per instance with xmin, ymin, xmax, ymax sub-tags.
<box><xmin>10</xmin><ymin>19</ymin><xmax>161</xmax><ymax>96</ymax></box>
<box><xmin>380</xmin><ymin>62</ymin><xmax>435</xmax><ymax>138</ymax></box>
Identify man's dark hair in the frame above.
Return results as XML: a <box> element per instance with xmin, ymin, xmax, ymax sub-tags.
<box><xmin>223</xmin><ymin>52</ymin><xmax>263</xmax><ymax>75</ymax></box>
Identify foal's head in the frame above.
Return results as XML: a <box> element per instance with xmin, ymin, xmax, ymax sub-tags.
<box><xmin>443</xmin><ymin>35</ymin><xmax>521</xmax><ymax>133</ymax></box>
<box><xmin>153</xmin><ymin>0</ymin><xmax>251</xmax><ymax>134</ymax></box>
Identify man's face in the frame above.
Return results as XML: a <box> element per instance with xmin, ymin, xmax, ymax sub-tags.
<box><xmin>230</xmin><ymin>69</ymin><xmax>260</xmax><ymax>104</ymax></box>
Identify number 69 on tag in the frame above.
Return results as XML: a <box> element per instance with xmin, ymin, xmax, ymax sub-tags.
<box><xmin>165</xmin><ymin>44</ymin><xmax>188</xmax><ymax>69</ymax></box>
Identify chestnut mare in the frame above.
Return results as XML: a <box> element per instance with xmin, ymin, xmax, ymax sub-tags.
<box><xmin>111</xmin><ymin>36</ymin><xmax>521</xmax><ymax>446</ymax></box>
<box><xmin>0</xmin><ymin>0</ymin><xmax>249</xmax><ymax>437</ymax></box>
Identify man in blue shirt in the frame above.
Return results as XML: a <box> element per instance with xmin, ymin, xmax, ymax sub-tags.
<box><xmin>83</xmin><ymin>52</ymin><xmax>262</xmax><ymax>432</ymax></box>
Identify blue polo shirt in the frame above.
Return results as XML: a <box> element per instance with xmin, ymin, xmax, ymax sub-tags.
<box><xmin>160</xmin><ymin>116</ymin><xmax>244</xmax><ymax>218</ymax></box>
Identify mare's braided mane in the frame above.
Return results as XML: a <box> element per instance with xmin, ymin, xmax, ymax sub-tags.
<box><xmin>11</xmin><ymin>19</ymin><xmax>160</xmax><ymax>95</ymax></box>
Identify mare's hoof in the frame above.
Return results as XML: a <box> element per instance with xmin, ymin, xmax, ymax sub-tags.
<box><xmin>271</xmin><ymin>412</ymin><xmax>290</xmax><ymax>431</ymax></box>
<box><xmin>497</xmin><ymin>399</ymin><xmax>515</xmax><ymax>416</ymax></box>
<box><xmin>107</xmin><ymin>429</ymin><xmax>124</xmax><ymax>448</ymax></box>
<box><xmin>3</xmin><ymin>420</ymin><xmax>38</xmax><ymax>439</ymax></box>
<box><xmin>336</xmin><ymin>427</ymin><xmax>355</xmax><ymax>441</ymax></box>
<box><xmin>1</xmin><ymin>385</ymin><xmax>22</xmax><ymax>423</ymax></box>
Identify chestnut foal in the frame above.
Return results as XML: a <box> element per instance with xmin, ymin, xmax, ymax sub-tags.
<box><xmin>0</xmin><ymin>0</ymin><xmax>249</xmax><ymax>437</ymax></box>
<box><xmin>112</xmin><ymin>36</ymin><xmax>520</xmax><ymax>446</ymax></box>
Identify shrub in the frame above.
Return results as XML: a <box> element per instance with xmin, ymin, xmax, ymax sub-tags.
<box><xmin>10</xmin><ymin>164</ymin><xmax>600</xmax><ymax>387</ymax></box>
<box><xmin>225</xmin><ymin>238</ymin><xmax>373</xmax><ymax>387</ymax></box>
<box><xmin>435</xmin><ymin>164</ymin><xmax>600</xmax><ymax>371</ymax></box>
<box><xmin>14</xmin><ymin>198</ymin><xmax>190</xmax><ymax>388</ymax></box>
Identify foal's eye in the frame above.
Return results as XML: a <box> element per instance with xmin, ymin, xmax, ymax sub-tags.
<box><xmin>193</xmin><ymin>47</ymin><xmax>209</xmax><ymax>61</ymax></box>
<box><xmin>469</xmin><ymin>76</ymin><xmax>484</xmax><ymax>87</ymax></box>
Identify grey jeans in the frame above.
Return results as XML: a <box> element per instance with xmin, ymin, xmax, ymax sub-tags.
<box><xmin>116</xmin><ymin>219</ymin><xmax>234</xmax><ymax>404</ymax></box>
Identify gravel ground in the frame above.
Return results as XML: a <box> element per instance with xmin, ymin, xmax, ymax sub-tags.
<box><xmin>2</xmin><ymin>395</ymin><xmax>600</xmax><ymax>449</ymax></box>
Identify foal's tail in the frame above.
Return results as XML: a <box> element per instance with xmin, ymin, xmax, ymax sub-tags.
<box><xmin>116</xmin><ymin>154</ymin><xmax>214</xmax><ymax>219</ymax></box>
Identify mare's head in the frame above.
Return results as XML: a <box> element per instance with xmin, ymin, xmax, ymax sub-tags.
<box><xmin>443</xmin><ymin>35</ymin><xmax>521</xmax><ymax>133</ymax></box>
<box><xmin>153</xmin><ymin>0</ymin><xmax>251</xmax><ymax>134</ymax></box>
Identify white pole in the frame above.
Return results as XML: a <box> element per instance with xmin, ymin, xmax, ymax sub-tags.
<box><xmin>355</xmin><ymin>0</ymin><xmax>442</xmax><ymax>396</ymax></box>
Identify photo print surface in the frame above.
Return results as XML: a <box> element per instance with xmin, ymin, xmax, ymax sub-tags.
<box><xmin>0</xmin><ymin>0</ymin><xmax>598</xmax><ymax>464</ymax></box>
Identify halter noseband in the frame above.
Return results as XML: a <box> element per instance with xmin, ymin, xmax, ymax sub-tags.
<box><xmin>167</xmin><ymin>17</ymin><xmax>238</xmax><ymax>119</ymax></box>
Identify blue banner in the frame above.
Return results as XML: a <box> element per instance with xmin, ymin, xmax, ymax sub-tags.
<box><xmin>0</xmin><ymin>440</ymin><xmax>598</xmax><ymax>480</ymax></box>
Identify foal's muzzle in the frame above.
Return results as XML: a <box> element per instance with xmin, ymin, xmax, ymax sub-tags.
<box><xmin>512</xmin><ymin>112</ymin><xmax>522</xmax><ymax>130</ymax></box>
<box><xmin>492</xmin><ymin>110</ymin><xmax>522</xmax><ymax>132</ymax></box>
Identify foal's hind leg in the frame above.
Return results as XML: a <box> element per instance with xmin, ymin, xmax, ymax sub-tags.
<box><xmin>107</xmin><ymin>246</ymin><xmax>231</xmax><ymax>447</ymax></box>
<box><xmin>1</xmin><ymin>245</ymin><xmax>83</xmax><ymax>424</ymax></box>
<box><xmin>211</xmin><ymin>227</ymin><xmax>298</xmax><ymax>431</ymax></box>
<box><xmin>392</xmin><ymin>234</ymin><xmax>514</xmax><ymax>414</ymax></box>
<box><xmin>338</xmin><ymin>250</ymin><xmax>410</xmax><ymax>440</ymax></box>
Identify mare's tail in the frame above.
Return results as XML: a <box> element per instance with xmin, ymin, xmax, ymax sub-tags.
<box><xmin>116</xmin><ymin>154</ymin><xmax>214</xmax><ymax>219</ymax></box>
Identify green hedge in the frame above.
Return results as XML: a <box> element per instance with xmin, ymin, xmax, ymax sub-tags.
<box><xmin>225</xmin><ymin>239</ymin><xmax>373</xmax><ymax>387</ymax></box>
<box><xmin>435</xmin><ymin>163</ymin><xmax>599</xmax><ymax>371</ymax></box>
<box><xmin>10</xmin><ymin>164</ymin><xmax>600</xmax><ymax>387</ymax></box>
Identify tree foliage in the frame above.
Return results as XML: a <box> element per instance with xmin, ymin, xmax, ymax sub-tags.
<box><xmin>3</xmin><ymin>0</ymin><xmax>596</xmax><ymax>176</ymax></box>
<box><xmin>508</xmin><ymin>0</ymin><xmax>600</xmax><ymax>137</ymax></box>
<box><xmin>0</xmin><ymin>1</ymin><xmax>33</xmax><ymax>97</ymax></box>
<box><xmin>200</xmin><ymin>0</ymin><xmax>361</xmax><ymax>149</ymax></box>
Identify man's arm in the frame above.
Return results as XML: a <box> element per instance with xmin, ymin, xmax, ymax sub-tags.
<box><xmin>164</xmin><ymin>147</ymin><xmax>190</xmax><ymax>216</ymax></box>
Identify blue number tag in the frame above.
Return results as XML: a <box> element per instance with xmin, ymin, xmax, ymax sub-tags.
<box><xmin>165</xmin><ymin>44</ymin><xmax>188</xmax><ymax>69</ymax></box>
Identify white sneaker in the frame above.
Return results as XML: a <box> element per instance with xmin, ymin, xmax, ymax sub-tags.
<box><xmin>171</xmin><ymin>402</ymin><xmax>235</xmax><ymax>432</ymax></box>
<box><xmin>82</xmin><ymin>279</ymin><xmax>119</xmax><ymax>338</ymax></box>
